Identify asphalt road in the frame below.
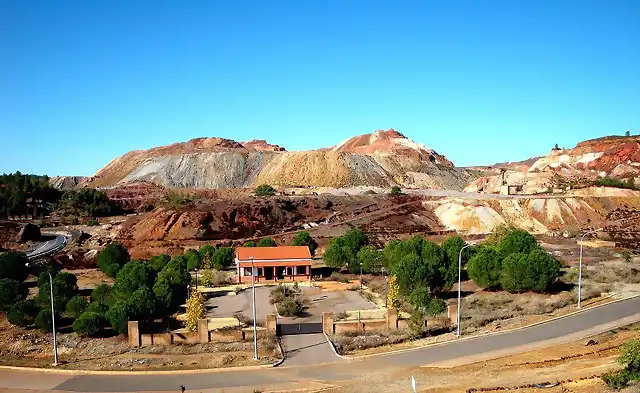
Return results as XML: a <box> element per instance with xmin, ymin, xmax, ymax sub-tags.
<box><xmin>26</xmin><ymin>233</ymin><xmax>66</xmax><ymax>259</ymax></box>
<box><xmin>1</xmin><ymin>296</ymin><xmax>635</xmax><ymax>392</ymax></box>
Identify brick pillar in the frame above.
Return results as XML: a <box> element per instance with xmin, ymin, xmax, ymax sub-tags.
<box><xmin>387</xmin><ymin>308</ymin><xmax>398</xmax><ymax>329</ymax></box>
<box><xmin>322</xmin><ymin>312</ymin><xmax>334</xmax><ymax>335</ymax></box>
<box><xmin>266</xmin><ymin>314</ymin><xmax>277</xmax><ymax>334</ymax></box>
<box><xmin>198</xmin><ymin>319</ymin><xmax>209</xmax><ymax>343</ymax></box>
<box><xmin>447</xmin><ymin>304</ymin><xmax>458</xmax><ymax>326</ymax></box>
<box><xmin>128</xmin><ymin>321</ymin><xmax>141</xmax><ymax>347</ymax></box>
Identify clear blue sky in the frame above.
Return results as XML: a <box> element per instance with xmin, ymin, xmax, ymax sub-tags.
<box><xmin>1</xmin><ymin>0</ymin><xmax>638</xmax><ymax>176</ymax></box>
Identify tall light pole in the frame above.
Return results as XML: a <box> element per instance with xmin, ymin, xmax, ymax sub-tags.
<box><xmin>250</xmin><ymin>256</ymin><xmax>258</xmax><ymax>360</ymax></box>
<box><xmin>25</xmin><ymin>263</ymin><xmax>58</xmax><ymax>365</ymax></box>
<box><xmin>456</xmin><ymin>243</ymin><xmax>476</xmax><ymax>338</ymax></box>
<box><xmin>359</xmin><ymin>261</ymin><xmax>363</xmax><ymax>291</ymax></box>
<box><xmin>381</xmin><ymin>266</ymin><xmax>388</xmax><ymax>308</ymax></box>
<box><xmin>578</xmin><ymin>228</ymin><xmax>603</xmax><ymax>309</ymax></box>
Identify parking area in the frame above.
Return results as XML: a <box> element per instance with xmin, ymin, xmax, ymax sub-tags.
<box><xmin>204</xmin><ymin>286</ymin><xmax>273</xmax><ymax>323</ymax></box>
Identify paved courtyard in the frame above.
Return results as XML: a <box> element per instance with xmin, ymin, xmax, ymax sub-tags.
<box><xmin>204</xmin><ymin>285</ymin><xmax>378</xmax><ymax>323</ymax></box>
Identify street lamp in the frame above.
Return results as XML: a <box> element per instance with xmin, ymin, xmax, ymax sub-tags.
<box><xmin>194</xmin><ymin>268</ymin><xmax>199</xmax><ymax>290</ymax></box>
<box><xmin>456</xmin><ymin>243</ymin><xmax>476</xmax><ymax>338</ymax></box>
<box><xmin>250</xmin><ymin>256</ymin><xmax>258</xmax><ymax>360</ymax></box>
<box><xmin>25</xmin><ymin>263</ymin><xmax>58</xmax><ymax>365</ymax></box>
<box><xmin>578</xmin><ymin>228</ymin><xmax>603</xmax><ymax>309</ymax></box>
<box><xmin>381</xmin><ymin>266</ymin><xmax>388</xmax><ymax>308</ymax></box>
<box><xmin>359</xmin><ymin>261</ymin><xmax>363</xmax><ymax>290</ymax></box>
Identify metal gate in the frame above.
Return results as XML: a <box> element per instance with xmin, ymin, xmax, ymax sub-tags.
<box><xmin>277</xmin><ymin>322</ymin><xmax>323</xmax><ymax>336</ymax></box>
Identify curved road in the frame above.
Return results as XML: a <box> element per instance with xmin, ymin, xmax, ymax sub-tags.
<box><xmin>1</xmin><ymin>296</ymin><xmax>639</xmax><ymax>392</ymax></box>
<box><xmin>26</xmin><ymin>233</ymin><xmax>67</xmax><ymax>260</ymax></box>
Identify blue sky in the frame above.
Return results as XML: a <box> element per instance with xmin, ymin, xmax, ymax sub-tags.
<box><xmin>1</xmin><ymin>0</ymin><xmax>638</xmax><ymax>176</ymax></box>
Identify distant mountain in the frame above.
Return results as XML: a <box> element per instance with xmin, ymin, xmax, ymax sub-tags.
<box><xmin>84</xmin><ymin>129</ymin><xmax>474</xmax><ymax>190</ymax></box>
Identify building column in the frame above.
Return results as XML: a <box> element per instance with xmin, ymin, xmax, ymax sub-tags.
<box><xmin>273</xmin><ymin>266</ymin><xmax>277</xmax><ymax>281</ymax></box>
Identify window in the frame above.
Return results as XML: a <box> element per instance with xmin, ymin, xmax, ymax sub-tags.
<box><xmin>244</xmin><ymin>267</ymin><xmax>252</xmax><ymax>276</ymax></box>
<box><xmin>258</xmin><ymin>267</ymin><xmax>263</xmax><ymax>277</ymax></box>
<box><xmin>295</xmin><ymin>265</ymin><xmax>307</xmax><ymax>275</ymax></box>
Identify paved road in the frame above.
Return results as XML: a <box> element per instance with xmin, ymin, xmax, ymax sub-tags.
<box><xmin>281</xmin><ymin>333</ymin><xmax>337</xmax><ymax>366</ymax></box>
<box><xmin>2</xmin><ymin>296</ymin><xmax>640</xmax><ymax>392</ymax></box>
<box><xmin>26</xmin><ymin>233</ymin><xmax>66</xmax><ymax>260</ymax></box>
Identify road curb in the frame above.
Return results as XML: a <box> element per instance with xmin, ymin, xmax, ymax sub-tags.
<box><xmin>323</xmin><ymin>333</ymin><xmax>348</xmax><ymax>360</ymax></box>
<box><xmin>0</xmin><ymin>362</ymin><xmax>277</xmax><ymax>376</ymax></box>
<box><xmin>272</xmin><ymin>337</ymin><xmax>286</xmax><ymax>367</ymax></box>
<box><xmin>336</xmin><ymin>293</ymin><xmax>640</xmax><ymax>360</ymax></box>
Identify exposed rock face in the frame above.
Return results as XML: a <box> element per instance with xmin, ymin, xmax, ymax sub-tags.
<box><xmin>49</xmin><ymin>176</ymin><xmax>89</xmax><ymax>190</ymax></box>
<box><xmin>85</xmin><ymin>131</ymin><xmax>474</xmax><ymax>190</ymax></box>
<box><xmin>466</xmin><ymin>135</ymin><xmax>640</xmax><ymax>194</ymax></box>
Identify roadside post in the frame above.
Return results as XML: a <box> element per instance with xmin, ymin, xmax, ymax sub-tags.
<box><xmin>456</xmin><ymin>242</ymin><xmax>476</xmax><ymax>338</ymax></box>
<box><xmin>251</xmin><ymin>256</ymin><xmax>258</xmax><ymax>360</ymax></box>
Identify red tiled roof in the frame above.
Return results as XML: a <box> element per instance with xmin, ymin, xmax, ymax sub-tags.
<box><xmin>236</xmin><ymin>246</ymin><xmax>311</xmax><ymax>261</ymax></box>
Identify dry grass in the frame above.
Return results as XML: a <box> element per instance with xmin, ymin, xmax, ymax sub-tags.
<box><xmin>330</xmin><ymin>330</ymin><xmax>412</xmax><ymax>354</ymax></box>
<box><xmin>585</xmin><ymin>264</ymin><xmax>640</xmax><ymax>284</ymax></box>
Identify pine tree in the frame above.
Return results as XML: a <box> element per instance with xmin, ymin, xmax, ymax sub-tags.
<box><xmin>387</xmin><ymin>275</ymin><xmax>401</xmax><ymax>311</ymax></box>
<box><xmin>185</xmin><ymin>288</ymin><xmax>205</xmax><ymax>332</ymax></box>
<box><xmin>201</xmin><ymin>250</ymin><xmax>214</xmax><ymax>287</ymax></box>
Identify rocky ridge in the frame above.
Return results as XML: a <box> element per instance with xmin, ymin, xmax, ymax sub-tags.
<box><xmin>85</xmin><ymin>129</ymin><xmax>474</xmax><ymax>190</ymax></box>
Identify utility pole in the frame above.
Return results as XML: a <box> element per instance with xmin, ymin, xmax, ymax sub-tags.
<box><xmin>25</xmin><ymin>263</ymin><xmax>57</xmax><ymax>365</ymax></box>
<box><xmin>579</xmin><ymin>228</ymin><xmax>603</xmax><ymax>308</ymax></box>
<box><xmin>251</xmin><ymin>256</ymin><xmax>258</xmax><ymax>360</ymax></box>
<box><xmin>456</xmin><ymin>243</ymin><xmax>476</xmax><ymax>338</ymax></box>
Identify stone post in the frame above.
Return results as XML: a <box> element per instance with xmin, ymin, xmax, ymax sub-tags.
<box><xmin>198</xmin><ymin>319</ymin><xmax>209</xmax><ymax>343</ymax></box>
<box><xmin>387</xmin><ymin>308</ymin><xmax>398</xmax><ymax>329</ymax></box>
<box><xmin>127</xmin><ymin>321</ymin><xmax>141</xmax><ymax>347</ymax></box>
<box><xmin>447</xmin><ymin>304</ymin><xmax>458</xmax><ymax>326</ymax></box>
<box><xmin>266</xmin><ymin>314</ymin><xmax>277</xmax><ymax>335</ymax></box>
<box><xmin>322</xmin><ymin>312</ymin><xmax>334</xmax><ymax>335</ymax></box>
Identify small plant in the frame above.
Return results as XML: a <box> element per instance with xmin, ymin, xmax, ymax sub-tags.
<box><xmin>86</xmin><ymin>219</ymin><xmax>99</xmax><ymax>226</ymax></box>
<box><xmin>254</xmin><ymin>184</ymin><xmax>276</xmax><ymax>196</ymax></box>
<box><xmin>277</xmin><ymin>297</ymin><xmax>306</xmax><ymax>317</ymax></box>
<box><xmin>621</xmin><ymin>251</ymin><xmax>633</xmax><ymax>264</ymax></box>
<box><xmin>390</xmin><ymin>186</ymin><xmax>402</xmax><ymax>196</ymax></box>
<box><xmin>334</xmin><ymin>311</ymin><xmax>348</xmax><ymax>321</ymax></box>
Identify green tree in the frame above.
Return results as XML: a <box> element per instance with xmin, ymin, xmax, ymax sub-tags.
<box><xmin>626</xmin><ymin>130</ymin><xmax>631</xmax><ymax>137</ymax></box>
<box><xmin>36</xmin><ymin>272</ymin><xmax>78</xmax><ymax>314</ymax></box>
<box><xmin>485</xmin><ymin>224</ymin><xmax>518</xmax><ymax>246</ymax></box>
<box><xmin>254</xmin><ymin>184</ymin><xmax>276</xmax><ymax>196</ymax></box>
<box><xmin>500</xmin><ymin>249</ymin><xmax>560</xmax><ymax>293</ymax></box>
<box><xmin>91</xmin><ymin>283</ymin><xmax>113</xmax><ymax>306</ymax></box>
<box><xmin>211</xmin><ymin>247</ymin><xmax>233</xmax><ymax>270</ymax></box>
<box><xmin>467</xmin><ymin>246</ymin><xmax>502</xmax><ymax>289</ymax></box>
<box><xmin>387</xmin><ymin>275</ymin><xmax>401</xmax><ymax>311</ymax></box>
<box><xmin>113</xmin><ymin>260</ymin><xmax>155</xmax><ymax>296</ymax></box>
<box><xmin>97</xmin><ymin>243</ymin><xmax>130</xmax><ymax>278</ymax></box>
<box><xmin>408</xmin><ymin>287</ymin><xmax>445</xmax><ymax>315</ymax></box>
<box><xmin>421</xmin><ymin>240</ymin><xmax>449</xmax><ymax>293</ymax></box>
<box><xmin>357</xmin><ymin>246</ymin><xmax>386</xmax><ymax>274</ymax></box>
<box><xmin>0</xmin><ymin>251</ymin><xmax>29</xmax><ymax>281</ymax></box>
<box><xmin>185</xmin><ymin>249</ymin><xmax>202</xmax><ymax>270</ymax></box>
<box><xmin>65</xmin><ymin>296</ymin><xmax>89</xmax><ymax>319</ymax></box>
<box><xmin>291</xmin><ymin>232</ymin><xmax>318</xmax><ymax>255</ymax></box>
<box><xmin>0</xmin><ymin>278</ymin><xmax>27</xmax><ymax>311</ymax></box>
<box><xmin>35</xmin><ymin>309</ymin><xmax>54</xmax><ymax>332</ymax></box>
<box><xmin>390</xmin><ymin>186</ymin><xmax>402</xmax><ymax>196</ymax></box>
<box><xmin>85</xmin><ymin>300</ymin><xmax>109</xmax><ymax>317</ymax></box>
<box><xmin>72</xmin><ymin>311</ymin><xmax>105</xmax><ymax>337</ymax></box>
<box><xmin>7</xmin><ymin>299</ymin><xmax>39</xmax><ymax>327</ymax></box>
<box><xmin>128</xmin><ymin>287</ymin><xmax>156</xmax><ymax>319</ymax></box>
<box><xmin>323</xmin><ymin>238</ymin><xmax>349</xmax><ymax>269</ymax></box>
<box><xmin>106</xmin><ymin>300</ymin><xmax>137</xmax><ymax>335</ymax></box>
<box><xmin>243</xmin><ymin>241</ymin><xmax>257</xmax><ymax>247</ymax></box>
<box><xmin>497</xmin><ymin>229</ymin><xmax>539</xmax><ymax>258</ymax></box>
<box><xmin>323</xmin><ymin>228</ymin><xmax>368</xmax><ymax>270</ymax></box>
<box><xmin>149</xmin><ymin>254</ymin><xmax>171</xmax><ymax>272</ymax></box>
<box><xmin>392</xmin><ymin>253</ymin><xmax>435</xmax><ymax>296</ymax></box>
<box><xmin>257</xmin><ymin>237</ymin><xmax>277</xmax><ymax>247</ymax></box>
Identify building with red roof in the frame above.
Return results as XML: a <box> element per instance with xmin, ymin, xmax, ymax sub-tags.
<box><xmin>235</xmin><ymin>246</ymin><xmax>312</xmax><ymax>283</ymax></box>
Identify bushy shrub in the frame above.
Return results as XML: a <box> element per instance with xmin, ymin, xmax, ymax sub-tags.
<box><xmin>212</xmin><ymin>247</ymin><xmax>233</xmax><ymax>270</ymax></box>
<box><xmin>97</xmin><ymin>243</ymin><xmax>130</xmax><ymax>278</ymax></box>
<box><xmin>390</xmin><ymin>186</ymin><xmax>402</xmax><ymax>196</ymax></box>
<box><xmin>106</xmin><ymin>300</ymin><xmax>136</xmax><ymax>335</ymax></box>
<box><xmin>149</xmin><ymin>254</ymin><xmax>170</xmax><ymax>272</ymax></box>
<box><xmin>86</xmin><ymin>219</ymin><xmax>99</xmax><ymax>226</ymax></box>
<box><xmin>257</xmin><ymin>238</ymin><xmax>277</xmax><ymax>247</ymax></box>
<box><xmin>7</xmin><ymin>299</ymin><xmax>39</xmax><ymax>327</ymax></box>
<box><xmin>0</xmin><ymin>278</ymin><xmax>27</xmax><ymax>311</ymax></box>
<box><xmin>91</xmin><ymin>283</ymin><xmax>113</xmax><ymax>306</ymax></box>
<box><xmin>0</xmin><ymin>251</ymin><xmax>29</xmax><ymax>281</ymax></box>
<box><xmin>291</xmin><ymin>232</ymin><xmax>318</xmax><ymax>255</ymax></box>
<box><xmin>65</xmin><ymin>295</ymin><xmax>89</xmax><ymax>319</ymax></box>
<box><xmin>36</xmin><ymin>272</ymin><xmax>78</xmax><ymax>314</ymax></box>
<box><xmin>254</xmin><ymin>184</ymin><xmax>276</xmax><ymax>196</ymax></box>
<box><xmin>243</xmin><ymin>241</ymin><xmax>257</xmax><ymax>247</ymax></box>
<box><xmin>467</xmin><ymin>246</ymin><xmax>502</xmax><ymax>289</ymax></box>
<box><xmin>500</xmin><ymin>249</ymin><xmax>560</xmax><ymax>293</ymax></box>
<box><xmin>277</xmin><ymin>297</ymin><xmax>306</xmax><ymax>317</ymax></box>
<box><xmin>113</xmin><ymin>260</ymin><xmax>155</xmax><ymax>296</ymax></box>
<box><xmin>72</xmin><ymin>311</ymin><xmax>105</xmax><ymax>336</ymax></box>
<box><xmin>185</xmin><ymin>249</ymin><xmax>202</xmax><ymax>270</ymax></box>
<box><xmin>35</xmin><ymin>309</ymin><xmax>54</xmax><ymax>332</ymax></box>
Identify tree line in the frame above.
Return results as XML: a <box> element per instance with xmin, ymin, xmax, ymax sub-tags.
<box><xmin>0</xmin><ymin>172</ymin><xmax>121</xmax><ymax>219</ymax></box>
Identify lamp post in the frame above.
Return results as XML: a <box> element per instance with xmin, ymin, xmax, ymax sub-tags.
<box><xmin>194</xmin><ymin>268</ymin><xmax>199</xmax><ymax>290</ymax></box>
<box><xmin>578</xmin><ymin>228</ymin><xmax>603</xmax><ymax>309</ymax></box>
<box><xmin>381</xmin><ymin>266</ymin><xmax>388</xmax><ymax>308</ymax></box>
<box><xmin>456</xmin><ymin>243</ymin><xmax>476</xmax><ymax>338</ymax></box>
<box><xmin>25</xmin><ymin>263</ymin><xmax>58</xmax><ymax>365</ymax></box>
<box><xmin>250</xmin><ymin>256</ymin><xmax>258</xmax><ymax>360</ymax></box>
<box><xmin>359</xmin><ymin>262</ymin><xmax>363</xmax><ymax>290</ymax></box>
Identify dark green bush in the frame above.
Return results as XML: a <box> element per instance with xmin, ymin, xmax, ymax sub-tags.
<box><xmin>254</xmin><ymin>184</ymin><xmax>276</xmax><ymax>196</ymax></box>
<box><xmin>106</xmin><ymin>300</ymin><xmax>137</xmax><ymax>335</ymax></box>
<box><xmin>467</xmin><ymin>246</ymin><xmax>502</xmax><ymax>289</ymax></box>
<box><xmin>500</xmin><ymin>249</ymin><xmax>560</xmax><ymax>293</ymax></box>
<box><xmin>65</xmin><ymin>296</ymin><xmax>89</xmax><ymax>319</ymax></box>
<box><xmin>277</xmin><ymin>297</ymin><xmax>306</xmax><ymax>317</ymax></box>
<box><xmin>7</xmin><ymin>299</ymin><xmax>39</xmax><ymax>327</ymax></box>
<box><xmin>97</xmin><ymin>243</ymin><xmax>130</xmax><ymax>278</ymax></box>
<box><xmin>0</xmin><ymin>251</ymin><xmax>29</xmax><ymax>281</ymax></box>
<box><xmin>257</xmin><ymin>237</ymin><xmax>277</xmax><ymax>247</ymax></box>
<box><xmin>35</xmin><ymin>309</ymin><xmax>54</xmax><ymax>332</ymax></box>
<box><xmin>291</xmin><ymin>232</ymin><xmax>318</xmax><ymax>255</ymax></box>
<box><xmin>72</xmin><ymin>311</ymin><xmax>105</xmax><ymax>336</ymax></box>
<box><xmin>0</xmin><ymin>278</ymin><xmax>27</xmax><ymax>311</ymax></box>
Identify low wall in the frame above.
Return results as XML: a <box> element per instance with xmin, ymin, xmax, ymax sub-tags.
<box><xmin>129</xmin><ymin>314</ymin><xmax>277</xmax><ymax>347</ymax></box>
<box><xmin>334</xmin><ymin>319</ymin><xmax>388</xmax><ymax>334</ymax></box>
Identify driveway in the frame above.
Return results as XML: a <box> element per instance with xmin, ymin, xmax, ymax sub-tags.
<box><xmin>280</xmin><ymin>334</ymin><xmax>338</xmax><ymax>366</ymax></box>
<box><xmin>281</xmin><ymin>287</ymin><xmax>378</xmax><ymax>323</ymax></box>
